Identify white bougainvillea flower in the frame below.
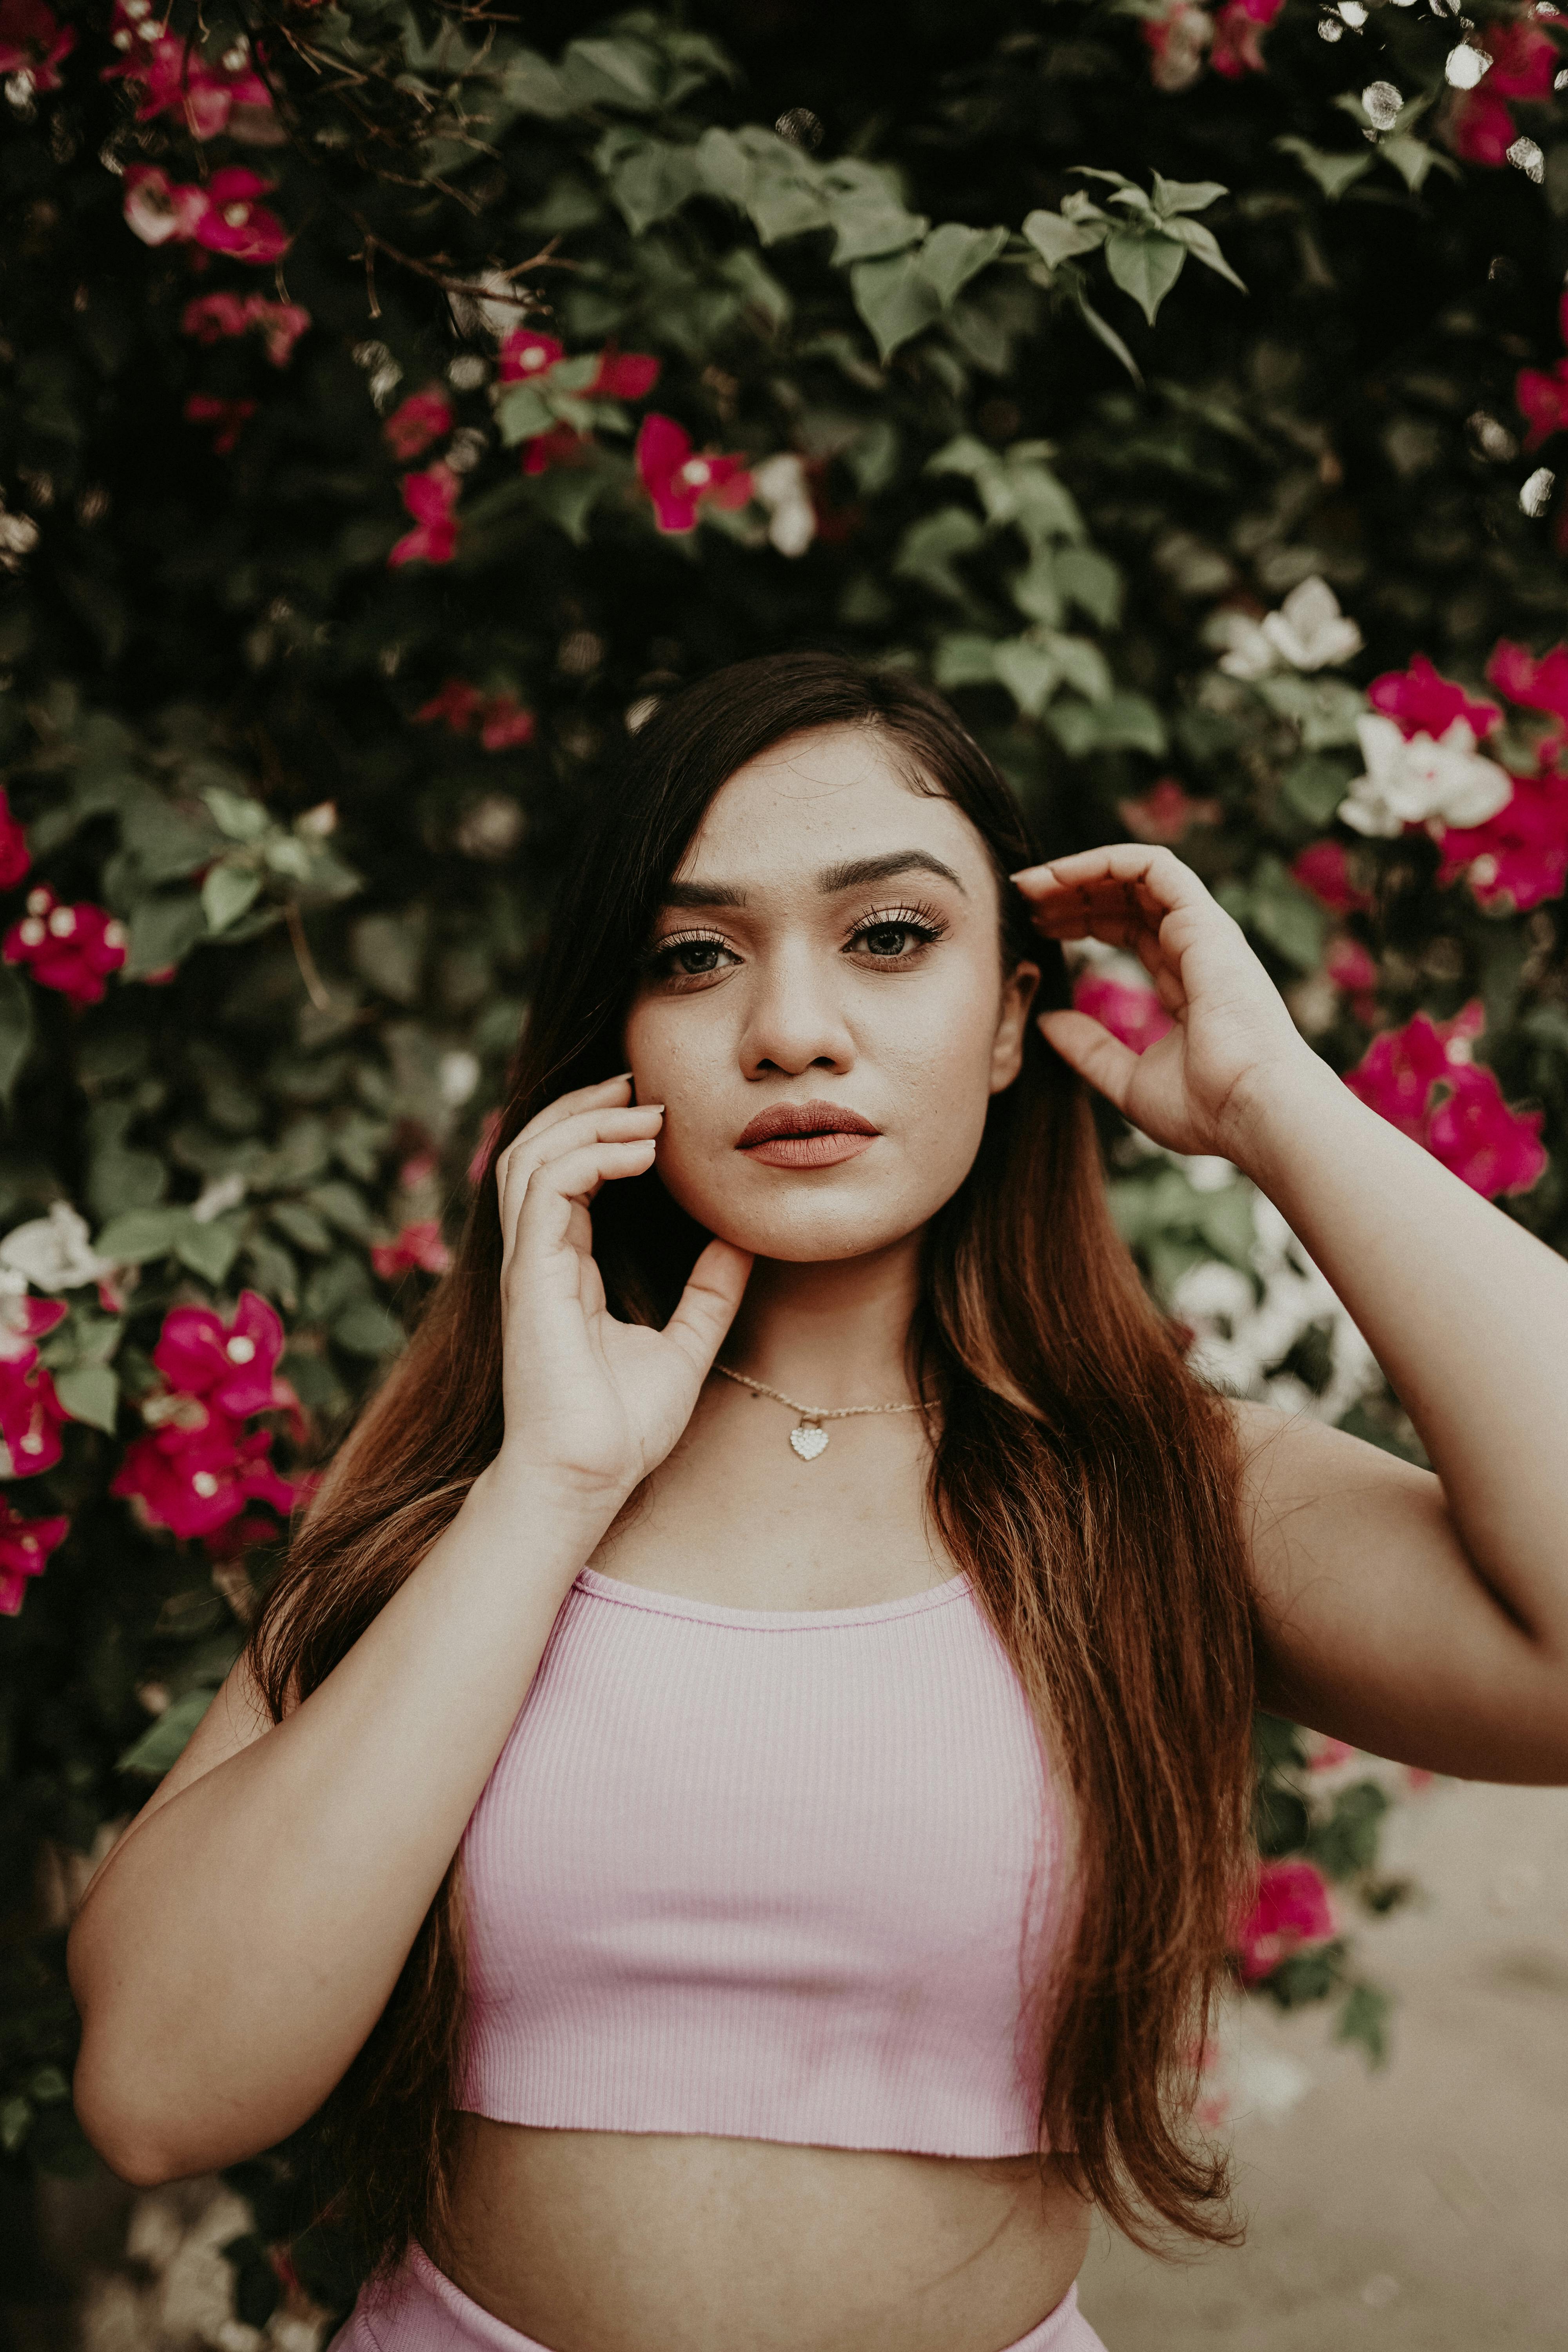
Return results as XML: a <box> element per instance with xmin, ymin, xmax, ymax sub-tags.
<box><xmin>1209</xmin><ymin>608</ymin><xmax>1278</xmax><ymax>680</ymax></box>
<box><xmin>1338</xmin><ymin>712</ymin><xmax>1514</xmax><ymax>838</ymax></box>
<box><xmin>0</xmin><ymin>1203</ymin><xmax>118</xmax><ymax>1291</ymax></box>
<box><xmin>750</xmin><ymin>453</ymin><xmax>817</xmax><ymax>558</ymax></box>
<box><xmin>1259</xmin><ymin>576</ymin><xmax>1363</xmax><ymax>671</ymax></box>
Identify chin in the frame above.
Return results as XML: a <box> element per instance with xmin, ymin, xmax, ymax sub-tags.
<box><xmin>666</xmin><ymin>1176</ymin><xmax>938</xmax><ymax>1265</ymax></box>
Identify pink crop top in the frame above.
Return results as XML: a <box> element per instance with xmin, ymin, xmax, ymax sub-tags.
<box><xmin>456</xmin><ymin>1567</ymin><xmax>1072</xmax><ymax>2157</ymax></box>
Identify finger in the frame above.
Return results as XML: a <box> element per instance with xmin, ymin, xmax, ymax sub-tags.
<box><xmin>500</xmin><ymin>1073</ymin><xmax>635</xmax><ymax>1168</ymax></box>
<box><xmin>1012</xmin><ymin>845</ymin><xmax>1209</xmax><ymax>917</ymax></box>
<box><xmin>1036</xmin><ymin>1008</ymin><xmax>1142</xmax><ymax>1112</ymax></box>
<box><xmin>661</xmin><ymin>1238</ymin><xmax>754</xmax><ymax>1379</ymax></box>
<box><xmin>498</xmin><ymin>1106</ymin><xmax>662</xmax><ymax>1256</ymax></box>
<box><xmin>508</xmin><ymin>1137</ymin><xmax>659</xmax><ymax>1276</ymax></box>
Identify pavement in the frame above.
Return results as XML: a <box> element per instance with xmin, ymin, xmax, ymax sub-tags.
<box><xmin>1076</xmin><ymin>1776</ymin><xmax>1568</xmax><ymax>2350</ymax></box>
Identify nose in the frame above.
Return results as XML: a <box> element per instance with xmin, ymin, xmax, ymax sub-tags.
<box><xmin>736</xmin><ymin>940</ymin><xmax>855</xmax><ymax>1080</ymax></box>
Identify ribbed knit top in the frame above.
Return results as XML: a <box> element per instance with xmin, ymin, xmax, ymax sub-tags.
<box><xmin>455</xmin><ymin>1566</ymin><xmax>1070</xmax><ymax>2156</ymax></box>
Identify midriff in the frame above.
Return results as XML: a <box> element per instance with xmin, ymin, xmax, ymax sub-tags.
<box><xmin>443</xmin><ymin>2118</ymin><xmax>1092</xmax><ymax>2352</ymax></box>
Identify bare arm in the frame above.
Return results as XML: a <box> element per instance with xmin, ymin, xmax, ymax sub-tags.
<box><xmin>1015</xmin><ymin>843</ymin><xmax>1568</xmax><ymax>1785</ymax></box>
<box><xmin>67</xmin><ymin>1076</ymin><xmax>750</xmax><ymax>2186</ymax></box>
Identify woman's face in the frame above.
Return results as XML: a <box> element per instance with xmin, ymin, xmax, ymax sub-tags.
<box><xmin>622</xmin><ymin>724</ymin><xmax>1039</xmax><ymax>1264</ymax></box>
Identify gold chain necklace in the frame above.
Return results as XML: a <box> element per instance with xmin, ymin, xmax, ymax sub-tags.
<box><xmin>711</xmin><ymin>1362</ymin><xmax>930</xmax><ymax>1461</ymax></box>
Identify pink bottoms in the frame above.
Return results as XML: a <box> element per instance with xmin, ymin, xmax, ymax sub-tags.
<box><xmin>331</xmin><ymin>2238</ymin><xmax>1109</xmax><ymax>2352</ymax></box>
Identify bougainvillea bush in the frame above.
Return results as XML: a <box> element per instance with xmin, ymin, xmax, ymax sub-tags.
<box><xmin>2</xmin><ymin>0</ymin><xmax>1566</xmax><ymax>2328</ymax></box>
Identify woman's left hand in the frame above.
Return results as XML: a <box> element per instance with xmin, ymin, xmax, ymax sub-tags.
<box><xmin>1011</xmin><ymin>843</ymin><xmax>1322</xmax><ymax>1164</ymax></box>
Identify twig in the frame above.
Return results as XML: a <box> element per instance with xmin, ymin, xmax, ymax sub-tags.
<box><xmin>285</xmin><ymin>902</ymin><xmax>333</xmax><ymax>1012</ymax></box>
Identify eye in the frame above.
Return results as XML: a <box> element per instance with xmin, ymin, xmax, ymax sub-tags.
<box><xmin>846</xmin><ymin>904</ymin><xmax>947</xmax><ymax>962</ymax></box>
<box><xmin>647</xmin><ymin>930</ymin><xmax>739</xmax><ymax>983</ymax></box>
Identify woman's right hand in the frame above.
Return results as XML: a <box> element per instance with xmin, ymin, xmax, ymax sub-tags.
<box><xmin>490</xmin><ymin>1073</ymin><xmax>752</xmax><ymax>1513</ymax></box>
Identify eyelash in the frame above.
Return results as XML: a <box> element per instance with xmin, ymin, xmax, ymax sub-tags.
<box><xmin>646</xmin><ymin>902</ymin><xmax>949</xmax><ymax>983</ymax></box>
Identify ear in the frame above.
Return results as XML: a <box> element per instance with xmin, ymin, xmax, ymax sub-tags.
<box><xmin>989</xmin><ymin>960</ymin><xmax>1041</xmax><ymax>1094</ymax></box>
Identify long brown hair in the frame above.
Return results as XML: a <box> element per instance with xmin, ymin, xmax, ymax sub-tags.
<box><xmin>245</xmin><ymin>648</ymin><xmax>1257</xmax><ymax>2285</ymax></box>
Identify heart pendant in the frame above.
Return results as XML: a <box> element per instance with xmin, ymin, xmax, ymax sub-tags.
<box><xmin>789</xmin><ymin>1423</ymin><xmax>829</xmax><ymax>1461</ymax></box>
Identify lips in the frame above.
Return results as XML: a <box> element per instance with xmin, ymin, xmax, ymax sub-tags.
<box><xmin>735</xmin><ymin>1098</ymin><xmax>880</xmax><ymax>1172</ymax></box>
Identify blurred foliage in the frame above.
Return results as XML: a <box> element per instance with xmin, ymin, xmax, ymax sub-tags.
<box><xmin>2</xmin><ymin>0</ymin><xmax>1565</xmax><ymax>2328</ymax></box>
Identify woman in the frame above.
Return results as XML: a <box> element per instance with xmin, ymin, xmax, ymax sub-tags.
<box><xmin>67</xmin><ymin>650</ymin><xmax>1568</xmax><ymax>2352</ymax></box>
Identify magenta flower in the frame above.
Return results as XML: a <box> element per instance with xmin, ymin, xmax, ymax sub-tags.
<box><xmin>1142</xmin><ymin>0</ymin><xmax>1211</xmax><ymax>91</ymax></box>
<box><xmin>1325</xmin><ymin>935</ymin><xmax>1377</xmax><ymax>997</ymax></box>
<box><xmin>1347</xmin><ymin>1004</ymin><xmax>1546</xmax><ymax>1197</ymax></box>
<box><xmin>1441</xmin><ymin>85</ymin><xmax>1518</xmax><ymax>168</ymax></box>
<box><xmin>194</xmin><ymin>168</ymin><xmax>290</xmax><ymax>266</ymax></box>
<box><xmin>1210</xmin><ymin>0</ymin><xmax>1284</xmax><ymax>79</ymax></box>
<box><xmin>388</xmin><ymin>464</ymin><xmax>461</xmax><ymax>568</ymax></box>
<box><xmin>0</xmin><ymin>0</ymin><xmax>74</xmax><ymax>89</ymax></box>
<box><xmin>521</xmin><ymin>422</ymin><xmax>590</xmax><ymax>477</ymax></box>
<box><xmin>1071</xmin><ymin>970</ymin><xmax>1174</xmax><ymax>1054</ymax></box>
<box><xmin>122</xmin><ymin>165</ymin><xmax>210</xmax><ymax>249</ymax></box>
<box><xmin>112</xmin><ymin>1417</ymin><xmax>294</xmax><ymax>1541</ymax></box>
<box><xmin>1231</xmin><ymin>1858</ymin><xmax>1335</xmax><ymax>1985</ymax></box>
<box><xmin>384</xmin><ymin>385</ymin><xmax>454</xmax><ymax>463</ymax></box>
<box><xmin>1114</xmin><ymin>778</ymin><xmax>1221</xmax><ymax>845</ymax></box>
<box><xmin>1368</xmin><ymin>654</ymin><xmax>1500</xmax><ymax>745</ymax></box>
<box><xmin>103</xmin><ymin>5</ymin><xmax>276</xmax><ymax>140</ymax></box>
<box><xmin>0</xmin><ymin>787</ymin><xmax>30</xmax><ymax>892</ymax></box>
<box><xmin>0</xmin><ymin>1291</ymin><xmax>67</xmax><ymax>1369</ymax></box>
<box><xmin>185</xmin><ymin>393</ymin><xmax>257</xmax><ymax>456</ymax></box>
<box><xmin>587</xmin><ymin>347</ymin><xmax>661</xmax><ymax>400</ymax></box>
<box><xmin>497</xmin><ymin>329</ymin><xmax>565</xmax><ymax>384</ymax></box>
<box><xmin>1436</xmin><ymin>769</ymin><xmax>1568</xmax><ymax>913</ymax></box>
<box><xmin>152</xmin><ymin>1291</ymin><xmax>285</xmax><ymax>1420</ymax></box>
<box><xmin>478</xmin><ymin>694</ymin><xmax>535</xmax><ymax>751</ymax></box>
<box><xmin>1516</xmin><ymin>359</ymin><xmax>1568</xmax><ymax>455</ymax></box>
<box><xmin>1486</xmin><ymin>639</ymin><xmax>1568</xmax><ymax>751</ymax></box>
<box><xmin>1483</xmin><ymin>15</ymin><xmax>1561</xmax><ymax>99</ymax></box>
<box><xmin>635</xmin><ymin>415</ymin><xmax>752</xmax><ymax>533</ymax></box>
<box><xmin>181</xmin><ymin>292</ymin><xmax>310</xmax><ymax>368</ymax></box>
<box><xmin>1291</xmin><ymin>840</ymin><xmax>1372</xmax><ymax>913</ymax></box>
<box><xmin>0</xmin><ymin>1357</ymin><xmax>67</xmax><ymax>1478</ymax></box>
<box><xmin>0</xmin><ymin>1500</ymin><xmax>69</xmax><ymax>1617</ymax></box>
<box><xmin>371</xmin><ymin>1220</ymin><xmax>452</xmax><ymax>1280</ymax></box>
<box><xmin>415</xmin><ymin>678</ymin><xmax>483</xmax><ymax>733</ymax></box>
<box><xmin>3</xmin><ymin>886</ymin><xmax>127</xmax><ymax>1005</ymax></box>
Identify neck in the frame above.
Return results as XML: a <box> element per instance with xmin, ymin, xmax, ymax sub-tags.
<box><xmin>721</xmin><ymin>1231</ymin><xmax>925</xmax><ymax>1407</ymax></box>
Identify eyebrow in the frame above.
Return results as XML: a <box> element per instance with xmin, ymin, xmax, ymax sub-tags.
<box><xmin>659</xmin><ymin>849</ymin><xmax>969</xmax><ymax>909</ymax></box>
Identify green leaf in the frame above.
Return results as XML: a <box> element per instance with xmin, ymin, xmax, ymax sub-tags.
<box><xmin>1257</xmin><ymin>675</ymin><xmax>1367</xmax><ymax>752</ymax></box>
<box><xmin>600</xmin><ymin>135</ymin><xmax>702</xmax><ymax>236</ymax></box>
<box><xmin>1282</xmin><ymin>754</ymin><xmax>1355</xmax><ymax>825</ymax></box>
<box><xmin>304</xmin><ymin>1179</ymin><xmax>373</xmax><ymax>1238</ymax></box>
<box><xmin>333</xmin><ymin>1300</ymin><xmax>407</xmax><ymax>1359</ymax></box>
<box><xmin>694</xmin><ymin>125</ymin><xmax>751</xmax><ymax>208</ymax></box>
<box><xmin>124</xmin><ymin>892</ymin><xmax>208</xmax><ymax>978</ymax></box>
<box><xmin>828</xmin><ymin>194</ymin><xmax>928</xmax><ymax>267</ymax></box>
<box><xmin>848</xmin><ymin>250</ymin><xmax>944</xmax><ymax>360</ymax></box>
<box><xmin>1103</xmin><ymin>228</ymin><xmax>1187</xmax><ymax>326</ymax></box>
<box><xmin>495</xmin><ymin>385</ymin><xmax>555</xmax><ymax>447</ymax></box>
<box><xmin>561</xmin><ymin>36</ymin><xmax>661</xmax><ymax>112</ymax></box>
<box><xmin>1047</xmin><ymin>692</ymin><xmax>1167</xmax><ymax>758</ymax></box>
<box><xmin>1335</xmin><ymin>1979</ymin><xmax>1392</xmax><ymax>2067</ymax></box>
<box><xmin>917</xmin><ymin>223</ymin><xmax>1009</xmax><ymax>309</ymax></box>
<box><xmin>94</xmin><ymin>1207</ymin><xmax>191</xmax><ymax>1264</ymax></box>
<box><xmin>1308</xmin><ymin>1778</ymin><xmax>1391</xmax><ymax>1879</ymax></box>
<box><xmin>1151</xmin><ymin>173</ymin><xmax>1229</xmax><ymax>216</ymax></box>
<box><xmin>931</xmin><ymin>632</ymin><xmax>1000</xmax><ymax>689</ymax></box>
<box><xmin>116</xmin><ymin>1685</ymin><xmax>218</xmax><ymax>1778</ymax></box>
<box><xmin>1074</xmin><ymin>292</ymin><xmax>1142</xmax><ymax>387</ymax></box>
<box><xmin>747</xmin><ymin>167</ymin><xmax>832</xmax><ymax>246</ymax></box>
<box><xmin>271</xmin><ymin>1200</ymin><xmax>334</xmax><ymax>1255</ymax></box>
<box><xmin>1020</xmin><ymin>209</ymin><xmax>1107</xmax><ymax>270</ymax></box>
<box><xmin>202</xmin><ymin>861</ymin><xmax>264</xmax><ymax>936</ymax></box>
<box><xmin>1055</xmin><ymin>546</ymin><xmax>1124</xmax><ymax>630</ymax></box>
<box><xmin>500</xmin><ymin>48</ymin><xmax>573</xmax><ymax>117</ymax></box>
<box><xmin>1378</xmin><ymin>135</ymin><xmax>1458</xmax><ymax>196</ymax></box>
<box><xmin>992</xmin><ymin>637</ymin><xmax>1063</xmax><ymax>719</ymax></box>
<box><xmin>0</xmin><ymin>965</ymin><xmax>34</xmax><ymax>1112</ymax></box>
<box><xmin>1162</xmin><ymin>214</ymin><xmax>1247</xmax><ymax>295</ymax></box>
<box><xmin>890</xmin><ymin>506</ymin><xmax>987</xmax><ymax>604</ymax></box>
<box><xmin>54</xmin><ymin>1363</ymin><xmax>119</xmax><ymax>1434</ymax></box>
<box><xmin>175</xmin><ymin>1215</ymin><xmax>244</xmax><ymax>1285</ymax></box>
<box><xmin>201</xmin><ymin>786</ymin><xmax>269</xmax><ymax>844</ymax></box>
<box><xmin>1275</xmin><ymin>136</ymin><xmax>1374</xmax><ymax>203</ymax></box>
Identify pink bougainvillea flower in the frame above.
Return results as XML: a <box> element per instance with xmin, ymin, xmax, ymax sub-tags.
<box><xmin>1115</xmin><ymin>778</ymin><xmax>1221</xmax><ymax>844</ymax></box>
<box><xmin>0</xmin><ymin>1292</ymin><xmax>66</xmax><ymax>1372</ymax></box>
<box><xmin>251</xmin><ymin>299</ymin><xmax>309</xmax><ymax>366</ymax></box>
<box><xmin>383</xmin><ymin>384</ymin><xmax>454</xmax><ymax>463</ymax></box>
<box><xmin>0</xmin><ymin>0</ymin><xmax>74</xmax><ymax>88</ymax></box>
<box><xmin>1482</xmin><ymin>13</ymin><xmax>1562</xmax><ymax>98</ymax></box>
<box><xmin>478</xmin><ymin>693</ymin><xmax>535</xmax><ymax>752</ymax></box>
<box><xmin>389</xmin><ymin>463</ymin><xmax>461</xmax><ymax>567</ymax></box>
<box><xmin>181</xmin><ymin>291</ymin><xmax>252</xmax><ymax>343</ymax></box>
<box><xmin>497</xmin><ymin>328</ymin><xmax>565</xmax><ymax>384</ymax></box>
<box><xmin>1425</xmin><ymin>1060</ymin><xmax>1549</xmax><ymax>1197</ymax></box>
<box><xmin>122</xmin><ymin>164</ymin><xmax>210</xmax><ymax>249</ymax></box>
<box><xmin>112</xmin><ymin>1417</ymin><xmax>295</xmax><ymax>1540</ymax></box>
<box><xmin>1071</xmin><ymin>970</ymin><xmax>1174</xmax><ymax>1054</ymax></box>
<box><xmin>1347</xmin><ymin>1003</ymin><xmax>1546</xmax><ymax>1196</ymax></box>
<box><xmin>193</xmin><ymin>167</ymin><xmax>289</xmax><ymax>266</ymax></box>
<box><xmin>635</xmin><ymin>414</ymin><xmax>752</xmax><ymax>533</ymax></box>
<box><xmin>204</xmin><ymin>1508</ymin><xmax>284</xmax><ymax>1561</ymax></box>
<box><xmin>587</xmin><ymin>347</ymin><xmax>661</xmax><ymax>400</ymax></box>
<box><xmin>1291</xmin><ymin>839</ymin><xmax>1373</xmax><ymax>913</ymax></box>
<box><xmin>152</xmin><ymin>1290</ymin><xmax>285</xmax><ymax>1419</ymax></box>
<box><xmin>1306</xmin><ymin>1734</ymin><xmax>1358</xmax><ymax>1771</ymax></box>
<box><xmin>1368</xmin><ymin>654</ymin><xmax>1500</xmax><ymax>744</ymax></box>
<box><xmin>0</xmin><ymin>1357</ymin><xmax>67</xmax><ymax>1478</ymax></box>
<box><xmin>3</xmin><ymin>886</ymin><xmax>127</xmax><ymax>1005</ymax></box>
<box><xmin>415</xmin><ymin>678</ymin><xmax>483</xmax><ymax>733</ymax></box>
<box><xmin>1210</xmin><ymin>0</ymin><xmax>1283</xmax><ymax>78</ymax></box>
<box><xmin>104</xmin><ymin>6</ymin><xmax>276</xmax><ymax>139</ymax></box>
<box><xmin>185</xmin><ymin>393</ymin><xmax>257</xmax><ymax>455</ymax></box>
<box><xmin>1325</xmin><ymin>934</ymin><xmax>1377</xmax><ymax>998</ymax></box>
<box><xmin>1436</xmin><ymin>768</ymin><xmax>1568</xmax><ymax>912</ymax></box>
<box><xmin>1515</xmin><ymin>359</ymin><xmax>1568</xmax><ymax>455</ymax></box>
<box><xmin>521</xmin><ymin>421</ymin><xmax>591</xmax><ymax>476</ymax></box>
<box><xmin>0</xmin><ymin>1500</ymin><xmax>69</xmax><ymax>1615</ymax></box>
<box><xmin>1488</xmin><ymin>639</ymin><xmax>1568</xmax><ymax>752</ymax></box>
<box><xmin>181</xmin><ymin>292</ymin><xmax>309</xmax><ymax>367</ymax></box>
<box><xmin>0</xmin><ymin>786</ymin><xmax>30</xmax><ymax>892</ymax></box>
<box><xmin>1142</xmin><ymin>0</ymin><xmax>1211</xmax><ymax>90</ymax></box>
<box><xmin>1441</xmin><ymin>85</ymin><xmax>1518</xmax><ymax>168</ymax></box>
<box><xmin>371</xmin><ymin>1220</ymin><xmax>453</xmax><ymax>1280</ymax></box>
<box><xmin>1231</xmin><ymin>1859</ymin><xmax>1335</xmax><ymax>1985</ymax></box>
